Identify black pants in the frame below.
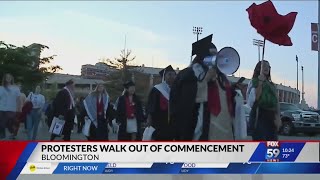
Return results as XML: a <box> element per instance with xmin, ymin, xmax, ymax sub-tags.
<box><xmin>50</xmin><ymin>115</ymin><xmax>74</xmax><ymax>141</ymax></box>
<box><xmin>252</xmin><ymin>108</ymin><xmax>278</xmax><ymax>141</ymax></box>
<box><xmin>87</xmin><ymin>124</ymin><xmax>97</xmax><ymax>141</ymax></box>
<box><xmin>77</xmin><ymin>115</ymin><xmax>84</xmax><ymax>133</ymax></box>
<box><xmin>87</xmin><ymin>115</ymin><xmax>109</xmax><ymax>141</ymax></box>
<box><xmin>0</xmin><ymin>111</ymin><xmax>16</xmax><ymax>139</ymax></box>
<box><xmin>50</xmin><ymin>131</ymin><xmax>71</xmax><ymax>141</ymax></box>
<box><xmin>173</xmin><ymin>103</ymin><xmax>210</xmax><ymax>141</ymax></box>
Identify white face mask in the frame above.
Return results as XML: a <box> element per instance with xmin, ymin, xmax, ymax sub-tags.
<box><xmin>192</xmin><ymin>63</ymin><xmax>206</xmax><ymax>81</ymax></box>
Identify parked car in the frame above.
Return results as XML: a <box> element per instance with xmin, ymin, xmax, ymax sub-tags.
<box><xmin>312</xmin><ymin>109</ymin><xmax>320</xmax><ymax>115</ymax></box>
<box><xmin>280</xmin><ymin>102</ymin><xmax>320</xmax><ymax>136</ymax></box>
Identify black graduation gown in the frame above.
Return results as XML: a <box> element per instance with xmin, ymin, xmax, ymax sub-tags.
<box><xmin>81</xmin><ymin>102</ymin><xmax>115</xmax><ymax>141</ymax></box>
<box><xmin>169</xmin><ymin>67</ymin><xmax>210</xmax><ymax>141</ymax></box>
<box><xmin>147</xmin><ymin>87</ymin><xmax>174</xmax><ymax>141</ymax></box>
<box><xmin>116</xmin><ymin>94</ymin><xmax>144</xmax><ymax>140</ymax></box>
<box><xmin>51</xmin><ymin>89</ymin><xmax>75</xmax><ymax>137</ymax></box>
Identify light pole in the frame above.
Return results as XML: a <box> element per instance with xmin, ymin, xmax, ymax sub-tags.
<box><xmin>296</xmin><ymin>55</ymin><xmax>299</xmax><ymax>92</ymax></box>
<box><xmin>318</xmin><ymin>0</ymin><xmax>320</xmax><ymax>109</ymax></box>
<box><xmin>193</xmin><ymin>26</ymin><xmax>203</xmax><ymax>41</ymax></box>
<box><xmin>302</xmin><ymin>66</ymin><xmax>305</xmax><ymax>102</ymax></box>
<box><xmin>253</xmin><ymin>39</ymin><xmax>264</xmax><ymax>61</ymax></box>
<box><xmin>191</xmin><ymin>26</ymin><xmax>203</xmax><ymax>64</ymax></box>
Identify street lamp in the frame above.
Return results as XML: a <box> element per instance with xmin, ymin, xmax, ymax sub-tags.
<box><xmin>190</xmin><ymin>26</ymin><xmax>203</xmax><ymax>64</ymax></box>
<box><xmin>193</xmin><ymin>26</ymin><xmax>203</xmax><ymax>41</ymax></box>
<box><xmin>301</xmin><ymin>66</ymin><xmax>305</xmax><ymax>102</ymax></box>
<box><xmin>296</xmin><ymin>55</ymin><xmax>299</xmax><ymax>92</ymax></box>
<box><xmin>253</xmin><ymin>39</ymin><xmax>264</xmax><ymax>61</ymax></box>
<box><xmin>318</xmin><ymin>0</ymin><xmax>320</xmax><ymax>109</ymax></box>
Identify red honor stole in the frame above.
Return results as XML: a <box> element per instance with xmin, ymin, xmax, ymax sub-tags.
<box><xmin>125</xmin><ymin>96</ymin><xmax>135</xmax><ymax>119</ymax></box>
<box><xmin>97</xmin><ymin>96</ymin><xmax>104</xmax><ymax>116</ymax></box>
<box><xmin>208</xmin><ymin>81</ymin><xmax>234</xmax><ymax>117</ymax></box>
<box><xmin>159</xmin><ymin>94</ymin><xmax>168</xmax><ymax>111</ymax></box>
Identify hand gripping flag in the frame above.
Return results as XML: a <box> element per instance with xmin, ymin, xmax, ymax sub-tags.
<box><xmin>246</xmin><ymin>0</ymin><xmax>298</xmax><ymax>46</ymax></box>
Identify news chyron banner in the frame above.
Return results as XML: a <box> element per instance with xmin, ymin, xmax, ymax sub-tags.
<box><xmin>0</xmin><ymin>142</ymin><xmax>320</xmax><ymax>179</ymax></box>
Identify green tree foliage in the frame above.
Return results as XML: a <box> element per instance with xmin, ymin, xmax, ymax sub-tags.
<box><xmin>42</xmin><ymin>82</ymin><xmax>59</xmax><ymax>101</ymax></box>
<box><xmin>0</xmin><ymin>41</ymin><xmax>62</xmax><ymax>90</ymax></box>
<box><xmin>105</xmin><ymin>71</ymin><xmax>125</xmax><ymax>102</ymax></box>
<box><xmin>102</xmin><ymin>49</ymin><xmax>136</xmax><ymax>82</ymax></box>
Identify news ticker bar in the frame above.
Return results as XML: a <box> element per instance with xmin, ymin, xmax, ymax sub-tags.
<box><xmin>3</xmin><ymin>142</ymin><xmax>320</xmax><ymax>179</ymax></box>
<box><xmin>27</xmin><ymin>142</ymin><xmax>319</xmax><ymax>163</ymax></box>
<box><xmin>20</xmin><ymin>162</ymin><xmax>320</xmax><ymax>174</ymax></box>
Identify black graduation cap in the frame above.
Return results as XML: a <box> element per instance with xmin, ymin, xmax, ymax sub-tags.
<box><xmin>192</xmin><ymin>34</ymin><xmax>216</xmax><ymax>59</ymax></box>
<box><xmin>65</xmin><ymin>79</ymin><xmax>74</xmax><ymax>86</ymax></box>
<box><xmin>123</xmin><ymin>80</ymin><xmax>135</xmax><ymax>89</ymax></box>
<box><xmin>159</xmin><ymin>65</ymin><xmax>175</xmax><ymax>77</ymax></box>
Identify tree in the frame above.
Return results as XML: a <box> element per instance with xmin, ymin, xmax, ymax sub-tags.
<box><xmin>0</xmin><ymin>41</ymin><xmax>62</xmax><ymax>90</ymax></box>
<box><xmin>103</xmin><ymin>49</ymin><xmax>136</xmax><ymax>82</ymax></box>
<box><xmin>42</xmin><ymin>82</ymin><xmax>59</xmax><ymax>101</ymax></box>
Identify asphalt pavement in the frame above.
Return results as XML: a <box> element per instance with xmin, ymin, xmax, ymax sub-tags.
<box><xmin>2</xmin><ymin>118</ymin><xmax>319</xmax><ymax>141</ymax></box>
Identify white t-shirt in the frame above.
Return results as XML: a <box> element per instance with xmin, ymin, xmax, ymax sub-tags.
<box><xmin>0</xmin><ymin>85</ymin><xmax>21</xmax><ymax>112</ymax></box>
<box><xmin>27</xmin><ymin>93</ymin><xmax>45</xmax><ymax>109</ymax></box>
<box><xmin>246</xmin><ymin>80</ymin><xmax>256</xmax><ymax>108</ymax></box>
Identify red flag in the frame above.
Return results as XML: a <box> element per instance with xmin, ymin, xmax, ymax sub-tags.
<box><xmin>246</xmin><ymin>0</ymin><xmax>297</xmax><ymax>46</ymax></box>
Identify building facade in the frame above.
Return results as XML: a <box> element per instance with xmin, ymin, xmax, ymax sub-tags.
<box><xmin>44</xmin><ymin>73</ymin><xmax>106</xmax><ymax>94</ymax></box>
<box><xmin>227</xmin><ymin>76</ymin><xmax>300</xmax><ymax>104</ymax></box>
<box><xmin>81</xmin><ymin>62</ymin><xmax>116</xmax><ymax>79</ymax></box>
<box><xmin>133</xmin><ymin>67</ymin><xmax>301</xmax><ymax>105</ymax></box>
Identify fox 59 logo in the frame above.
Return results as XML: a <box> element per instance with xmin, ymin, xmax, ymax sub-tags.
<box><xmin>265</xmin><ymin>141</ymin><xmax>281</xmax><ymax>162</ymax></box>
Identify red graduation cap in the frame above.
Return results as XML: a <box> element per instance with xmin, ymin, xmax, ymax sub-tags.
<box><xmin>246</xmin><ymin>0</ymin><xmax>298</xmax><ymax>46</ymax></box>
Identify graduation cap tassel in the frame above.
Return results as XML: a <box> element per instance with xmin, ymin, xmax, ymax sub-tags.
<box><xmin>162</xmin><ymin>69</ymin><xmax>166</xmax><ymax>82</ymax></box>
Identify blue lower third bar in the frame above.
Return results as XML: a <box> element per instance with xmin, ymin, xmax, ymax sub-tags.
<box><xmin>53</xmin><ymin>163</ymin><xmax>320</xmax><ymax>174</ymax></box>
<box><xmin>53</xmin><ymin>163</ymin><xmax>107</xmax><ymax>174</ymax></box>
<box><xmin>104</xmin><ymin>163</ymin><xmax>320</xmax><ymax>174</ymax></box>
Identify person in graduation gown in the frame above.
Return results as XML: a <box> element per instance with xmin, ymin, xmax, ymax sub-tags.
<box><xmin>83</xmin><ymin>84</ymin><xmax>115</xmax><ymax>141</ymax></box>
<box><xmin>50</xmin><ymin>79</ymin><xmax>76</xmax><ymax>141</ymax></box>
<box><xmin>170</xmin><ymin>35</ymin><xmax>215</xmax><ymax>141</ymax></box>
<box><xmin>207</xmin><ymin>67</ymin><xmax>237</xmax><ymax>140</ymax></box>
<box><xmin>116</xmin><ymin>81</ymin><xmax>145</xmax><ymax>141</ymax></box>
<box><xmin>146</xmin><ymin>65</ymin><xmax>177</xmax><ymax>141</ymax></box>
<box><xmin>170</xmin><ymin>34</ymin><xmax>243</xmax><ymax>141</ymax></box>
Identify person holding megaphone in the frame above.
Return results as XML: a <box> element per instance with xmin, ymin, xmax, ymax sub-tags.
<box><xmin>170</xmin><ymin>34</ymin><xmax>244</xmax><ymax>141</ymax></box>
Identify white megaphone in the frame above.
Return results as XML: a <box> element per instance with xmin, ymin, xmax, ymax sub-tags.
<box><xmin>203</xmin><ymin>47</ymin><xmax>240</xmax><ymax>75</ymax></box>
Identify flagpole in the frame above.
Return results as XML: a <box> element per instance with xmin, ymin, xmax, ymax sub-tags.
<box><xmin>317</xmin><ymin>0</ymin><xmax>320</xmax><ymax>109</ymax></box>
<box><xmin>262</xmin><ymin>38</ymin><xmax>266</xmax><ymax>60</ymax></box>
<box><xmin>260</xmin><ymin>38</ymin><xmax>266</xmax><ymax>75</ymax></box>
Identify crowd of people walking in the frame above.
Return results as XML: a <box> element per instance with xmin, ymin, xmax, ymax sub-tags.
<box><xmin>0</xmin><ymin>61</ymin><xmax>280</xmax><ymax>142</ymax></box>
<box><xmin>0</xmin><ymin>40</ymin><xmax>281</xmax><ymax>142</ymax></box>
